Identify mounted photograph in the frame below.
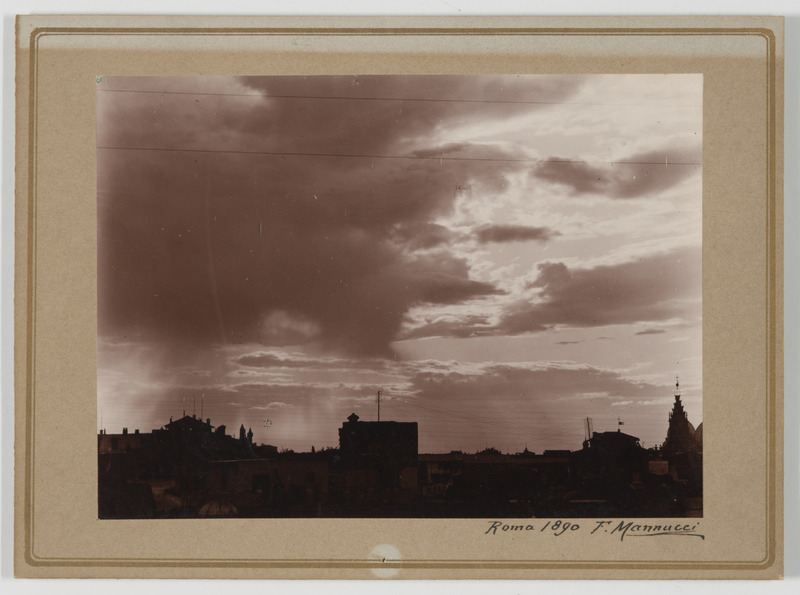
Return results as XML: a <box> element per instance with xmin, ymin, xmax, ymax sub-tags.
<box><xmin>96</xmin><ymin>73</ymin><xmax>703</xmax><ymax>520</ymax></box>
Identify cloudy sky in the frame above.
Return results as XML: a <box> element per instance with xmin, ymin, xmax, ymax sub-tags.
<box><xmin>97</xmin><ymin>74</ymin><xmax>702</xmax><ymax>453</ymax></box>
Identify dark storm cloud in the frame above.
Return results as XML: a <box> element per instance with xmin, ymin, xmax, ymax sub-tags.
<box><xmin>534</xmin><ymin>144</ymin><xmax>701</xmax><ymax>198</ymax></box>
<box><xmin>635</xmin><ymin>328</ymin><xmax>666</xmax><ymax>336</ymax></box>
<box><xmin>401</xmin><ymin>246</ymin><xmax>700</xmax><ymax>340</ymax></box>
<box><xmin>611</xmin><ymin>146</ymin><xmax>702</xmax><ymax>198</ymax></box>
<box><xmin>474</xmin><ymin>224</ymin><xmax>558</xmax><ymax>244</ymax></box>
<box><xmin>98</xmin><ymin>76</ymin><xmax>578</xmax><ymax>357</ymax></box>
<box><xmin>411</xmin><ymin>143</ymin><xmax>474</xmax><ymax>159</ymax></box>
<box><xmin>390</xmin><ymin>222</ymin><xmax>454</xmax><ymax>250</ymax></box>
<box><xmin>231</xmin><ymin>75</ymin><xmax>588</xmax><ymax>157</ymax></box>
<box><xmin>409</xmin><ymin>142</ymin><xmax>531</xmax><ymax>163</ymax></box>
<box><xmin>409</xmin><ymin>252</ymin><xmax>504</xmax><ymax>304</ymax></box>
<box><xmin>499</xmin><ymin>246</ymin><xmax>701</xmax><ymax>334</ymax></box>
<box><xmin>536</xmin><ymin>160</ymin><xmax>608</xmax><ymax>194</ymax></box>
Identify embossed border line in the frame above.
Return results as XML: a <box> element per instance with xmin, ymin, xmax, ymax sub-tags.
<box><xmin>22</xmin><ymin>25</ymin><xmax>779</xmax><ymax>573</ymax></box>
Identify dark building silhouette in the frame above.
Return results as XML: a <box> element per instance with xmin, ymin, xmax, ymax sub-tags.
<box><xmin>337</xmin><ymin>413</ymin><xmax>418</xmax><ymax>506</ymax></box>
<box><xmin>202</xmin><ymin>458</ymin><xmax>330</xmax><ymax>516</ymax></box>
<box><xmin>655</xmin><ymin>380</ymin><xmax>703</xmax><ymax>505</ymax></box>
<box><xmin>576</xmin><ymin>430</ymin><xmax>647</xmax><ymax>472</ymax></box>
<box><xmin>98</xmin><ymin>426</ymin><xmax>143</xmax><ymax>454</ymax></box>
<box><xmin>566</xmin><ymin>429</ymin><xmax>651</xmax><ymax>516</ymax></box>
<box><xmin>662</xmin><ymin>379</ymin><xmax>697</xmax><ymax>458</ymax></box>
<box><xmin>98</xmin><ymin>414</ymin><xmax>274</xmax><ymax>518</ymax></box>
<box><xmin>338</xmin><ymin>413</ymin><xmax>418</xmax><ymax>464</ymax></box>
<box><xmin>418</xmin><ymin>449</ymin><xmax>570</xmax><ymax>517</ymax></box>
<box><xmin>99</xmin><ymin>387</ymin><xmax>702</xmax><ymax>519</ymax></box>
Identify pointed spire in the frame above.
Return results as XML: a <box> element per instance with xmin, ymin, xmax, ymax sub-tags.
<box><xmin>663</xmin><ymin>376</ymin><xmax>695</xmax><ymax>457</ymax></box>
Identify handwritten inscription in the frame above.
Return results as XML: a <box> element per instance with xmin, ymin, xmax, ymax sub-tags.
<box><xmin>486</xmin><ymin>519</ymin><xmax>703</xmax><ymax>541</ymax></box>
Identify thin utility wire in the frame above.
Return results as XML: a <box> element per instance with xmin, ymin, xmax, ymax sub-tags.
<box><xmin>98</xmin><ymin>87</ymin><xmax>698</xmax><ymax>109</ymax></box>
<box><xmin>96</xmin><ymin>144</ymin><xmax>701</xmax><ymax>166</ymax></box>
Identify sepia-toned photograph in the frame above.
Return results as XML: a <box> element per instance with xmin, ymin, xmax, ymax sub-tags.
<box><xmin>96</xmin><ymin>74</ymin><xmax>703</xmax><ymax>520</ymax></box>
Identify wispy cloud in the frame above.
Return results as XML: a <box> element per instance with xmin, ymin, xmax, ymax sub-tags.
<box><xmin>251</xmin><ymin>402</ymin><xmax>291</xmax><ymax>410</ymax></box>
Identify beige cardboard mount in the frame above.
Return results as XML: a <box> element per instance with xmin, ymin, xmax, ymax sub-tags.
<box><xmin>14</xmin><ymin>15</ymin><xmax>783</xmax><ymax>579</ymax></box>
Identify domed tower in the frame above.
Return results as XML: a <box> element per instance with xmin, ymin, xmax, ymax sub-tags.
<box><xmin>694</xmin><ymin>422</ymin><xmax>703</xmax><ymax>455</ymax></box>
<box><xmin>662</xmin><ymin>378</ymin><xmax>696</xmax><ymax>458</ymax></box>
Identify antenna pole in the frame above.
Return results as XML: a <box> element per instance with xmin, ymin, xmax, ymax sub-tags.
<box><xmin>376</xmin><ymin>390</ymin><xmax>381</xmax><ymax>422</ymax></box>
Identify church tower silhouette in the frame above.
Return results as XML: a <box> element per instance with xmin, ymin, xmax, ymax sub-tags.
<box><xmin>662</xmin><ymin>378</ymin><xmax>697</xmax><ymax>457</ymax></box>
